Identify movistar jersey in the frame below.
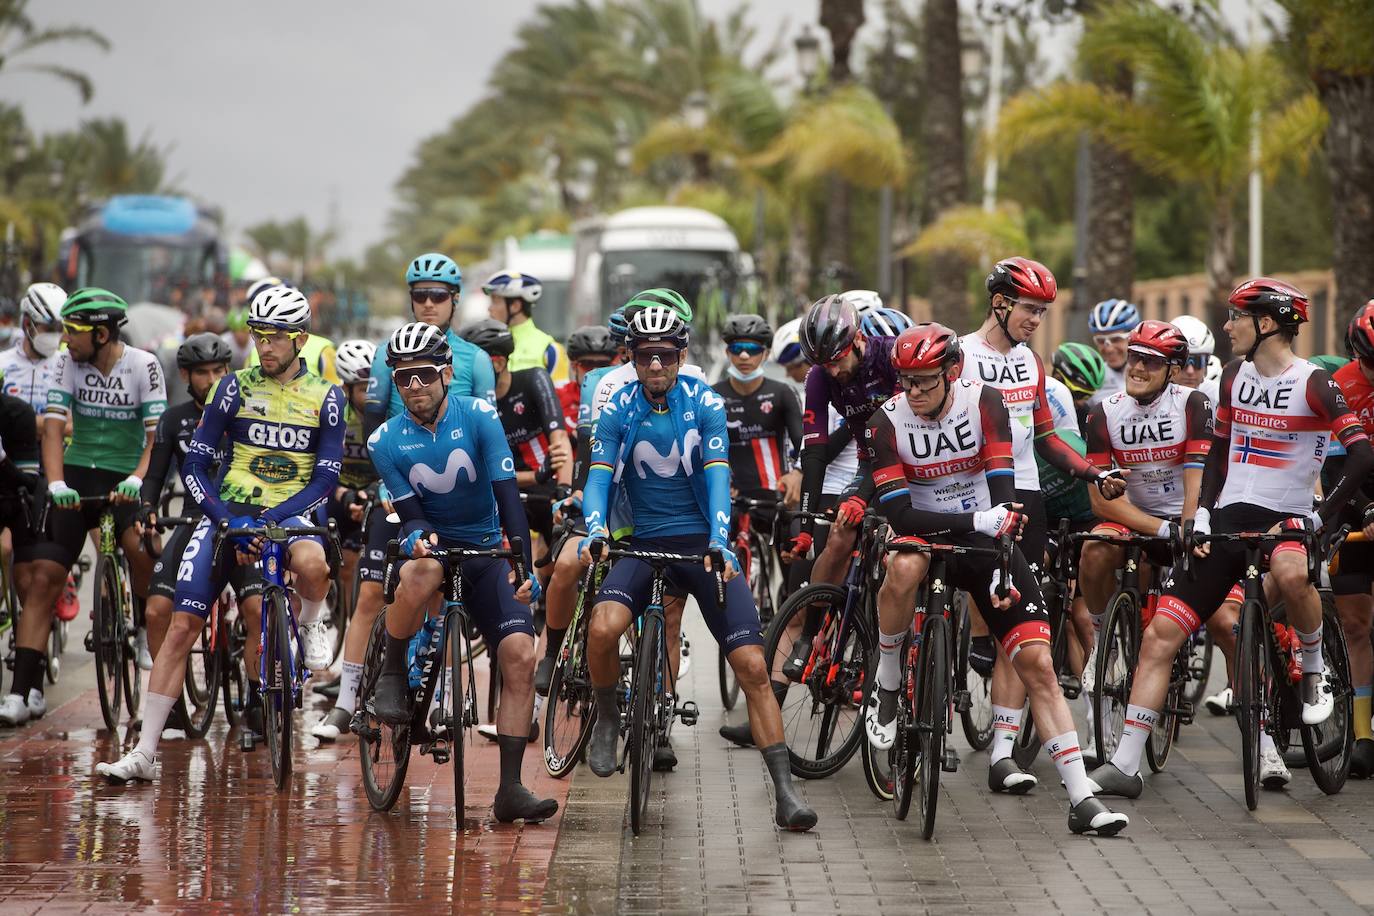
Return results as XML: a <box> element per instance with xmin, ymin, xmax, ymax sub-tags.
<box><xmin>45</xmin><ymin>345</ymin><xmax>166</xmax><ymax>475</ymax></box>
<box><xmin>367</xmin><ymin>394</ymin><xmax>515</xmax><ymax>546</ymax></box>
<box><xmin>247</xmin><ymin>333</ymin><xmax>339</xmax><ymax>384</ymax></box>
<box><xmin>183</xmin><ymin>363</ymin><xmax>345</xmax><ymax>524</ymax></box>
<box><xmin>366</xmin><ymin>327</ymin><xmax>496</xmax><ymax>422</ymax></box>
<box><xmin>339</xmin><ymin>403</ymin><xmax>378</xmax><ymax>489</ymax></box>
<box><xmin>510</xmin><ymin>319</ymin><xmax>568</xmax><ymax>384</ymax></box>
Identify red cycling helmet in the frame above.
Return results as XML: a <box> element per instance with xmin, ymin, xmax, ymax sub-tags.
<box><xmin>1128</xmin><ymin>319</ymin><xmax>1189</xmax><ymax>366</ymax></box>
<box><xmin>986</xmin><ymin>256</ymin><xmax>1058</xmax><ymax>303</ymax></box>
<box><xmin>1228</xmin><ymin>277</ymin><xmax>1309</xmax><ymax>326</ymax></box>
<box><xmin>1349</xmin><ymin>301</ymin><xmax>1374</xmax><ymax>361</ymax></box>
<box><xmin>892</xmin><ymin>323</ymin><xmax>961</xmax><ymax>373</ymax></box>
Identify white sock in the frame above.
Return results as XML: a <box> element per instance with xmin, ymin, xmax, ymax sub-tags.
<box><xmin>1108</xmin><ymin>704</ymin><xmax>1157</xmax><ymax>778</ymax></box>
<box><xmin>336</xmin><ymin>661</ymin><xmax>364</xmax><ymax>714</ymax></box>
<box><xmin>136</xmin><ymin>692</ymin><xmax>177</xmax><ymax>760</ymax></box>
<box><xmin>1046</xmin><ymin>730</ymin><xmax>1094</xmax><ymax>806</ymax></box>
<box><xmin>1296</xmin><ymin>626</ymin><xmax>1324</xmax><ymax>675</ymax></box>
<box><xmin>989</xmin><ymin>705</ymin><xmax>1021</xmax><ymax>765</ymax></box>
<box><xmin>298</xmin><ymin>596</ymin><xmax>328</xmax><ymax>625</ymax></box>
<box><xmin>876</xmin><ymin>628</ymin><xmax>904</xmax><ymax>691</ymax></box>
<box><xmin>1259</xmin><ymin>730</ymin><xmax>1277</xmax><ymax>755</ymax></box>
<box><xmin>1082</xmin><ymin>692</ymin><xmax>1096</xmax><ymax>734</ymax></box>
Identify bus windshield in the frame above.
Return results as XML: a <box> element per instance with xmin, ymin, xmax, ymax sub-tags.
<box><xmin>77</xmin><ymin>240</ymin><xmax>216</xmax><ymax>309</ymax></box>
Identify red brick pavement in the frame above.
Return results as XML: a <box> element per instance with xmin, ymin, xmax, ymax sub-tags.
<box><xmin>0</xmin><ymin>661</ymin><xmax>571</xmax><ymax>914</ymax></box>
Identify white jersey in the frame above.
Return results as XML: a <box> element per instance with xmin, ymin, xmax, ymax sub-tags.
<box><xmin>1200</xmin><ymin>375</ymin><xmax>1220</xmax><ymax>407</ymax></box>
<box><xmin>0</xmin><ymin>339</ymin><xmax>58</xmax><ymax>415</ymax></box>
<box><xmin>1089</xmin><ymin>364</ymin><xmax>1126</xmax><ymax>407</ymax></box>
<box><xmin>959</xmin><ymin>333</ymin><xmax>1043</xmax><ymax>490</ymax></box>
<box><xmin>1087</xmin><ymin>384</ymin><xmax>1207</xmax><ymax>518</ymax></box>
<box><xmin>587</xmin><ymin>361</ymin><xmax>707</xmax><ymax>425</ymax></box>
<box><xmin>821</xmin><ymin>405</ymin><xmax>859</xmax><ymax>496</ymax></box>
<box><xmin>1044</xmin><ymin>376</ymin><xmax>1079</xmax><ymax>436</ymax></box>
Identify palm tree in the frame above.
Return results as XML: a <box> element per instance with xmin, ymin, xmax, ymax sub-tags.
<box><xmin>997</xmin><ymin>3</ymin><xmax>1325</xmax><ymax>355</ymax></box>
<box><xmin>1276</xmin><ymin>0</ymin><xmax>1374</xmax><ymax>317</ymax></box>
<box><xmin>0</xmin><ymin>0</ymin><xmax>109</xmax><ymax>103</ymax></box>
<box><xmin>79</xmin><ymin>119</ymin><xmax>168</xmax><ymax>195</ymax></box>
<box><xmin>819</xmin><ymin>0</ymin><xmax>867</xmax><ymax>269</ymax></box>
<box><xmin>921</xmin><ymin>0</ymin><xmax>969</xmax><ymax>329</ymax></box>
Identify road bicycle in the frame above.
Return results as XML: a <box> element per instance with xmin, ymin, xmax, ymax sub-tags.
<box><xmin>720</xmin><ymin>495</ymin><xmax>782</xmax><ymax>711</ymax></box>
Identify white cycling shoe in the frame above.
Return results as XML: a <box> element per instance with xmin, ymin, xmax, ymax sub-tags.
<box><xmin>299</xmin><ymin>622</ymin><xmax>333</xmax><ymax>672</ymax></box>
<box><xmin>0</xmin><ymin>691</ymin><xmax>36</xmax><ymax>726</ymax></box>
<box><xmin>864</xmin><ymin>688</ymin><xmax>898</xmax><ymax>751</ymax></box>
<box><xmin>96</xmin><ymin>750</ymin><xmax>157</xmax><ymax>784</ymax></box>
<box><xmin>1260</xmin><ymin>745</ymin><xmax>1291</xmax><ymax>789</ymax></box>
<box><xmin>1301</xmin><ymin>668</ymin><xmax>1334</xmax><ymax>726</ymax></box>
<box><xmin>678</xmin><ymin>638</ymin><xmax>692</xmax><ymax>678</ymax></box>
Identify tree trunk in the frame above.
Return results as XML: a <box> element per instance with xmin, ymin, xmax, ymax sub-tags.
<box><xmin>1318</xmin><ymin>72</ymin><xmax>1374</xmax><ymax>316</ymax></box>
<box><xmin>788</xmin><ymin>213</ymin><xmax>812</xmax><ymax>310</ymax></box>
<box><xmin>1081</xmin><ymin>63</ymin><xmax>1135</xmax><ymax>318</ymax></box>
<box><xmin>821</xmin><ymin>175</ymin><xmax>851</xmax><ymax>275</ymax></box>
<box><xmin>921</xmin><ymin>0</ymin><xmax>968</xmax><ymax>328</ymax></box>
<box><xmin>819</xmin><ymin>0</ymin><xmax>864</xmax><ymax>275</ymax></box>
<box><xmin>1205</xmin><ymin>200</ymin><xmax>1236</xmax><ymax>361</ymax></box>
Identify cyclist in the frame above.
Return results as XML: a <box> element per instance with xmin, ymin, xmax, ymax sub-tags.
<box><xmin>0</xmin><ymin>283</ymin><xmax>65</xmax><ymax>418</ymax></box>
<box><xmin>578</xmin><ymin>304</ymin><xmax>817</xmax><ymax>831</ymax></box>
<box><xmin>863</xmin><ymin>323</ymin><xmax>1128</xmax><ymax>835</ymax></box>
<box><xmin>96</xmin><ymin>286</ymin><xmax>345</xmax><ymax>783</ymax></box>
<box><xmin>244</xmin><ymin>279</ymin><xmax>339</xmax><ymax>384</ymax></box>
<box><xmin>1088</xmin><ymin>298</ymin><xmax>1142</xmax><ymax>406</ymax></box>
<box><xmin>221</xmin><ymin>308</ymin><xmax>253</xmax><ymax>370</ymax></box>
<box><xmin>1051</xmin><ymin>341</ymin><xmax>1105</xmax><ymax>428</ymax></box>
<box><xmin>959</xmin><ymin>257</ymin><xmax>1127</xmax><ymax>793</ymax></box>
<box><xmin>484</xmin><ymin>270</ymin><xmax>568</xmax><ymax>384</ymax></box>
<box><xmin>44</xmin><ymin>287</ymin><xmax>165</xmax><ymax>677</ymax></box>
<box><xmin>561</xmin><ymin>325</ymin><xmax>618</xmax><ymax>436</ymax></box>
<box><xmin>365</xmin><ymin>321</ymin><xmax>557</xmax><ymax>823</ymax></box>
<box><xmin>713</xmin><ymin>314</ymin><xmax>803</xmax><ymax>506</ymax></box>
<box><xmin>1089</xmin><ymin>278</ymin><xmax>1374</xmax><ymax>799</ymax></box>
<box><xmin>1170</xmin><ymin>315</ymin><xmax>1218</xmax><ymax>404</ymax></box>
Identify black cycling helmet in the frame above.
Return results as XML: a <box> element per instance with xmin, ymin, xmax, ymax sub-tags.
<box><xmin>566</xmin><ymin>325</ymin><xmax>617</xmax><ymax>360</ymax></box>
<box><xmin>721</xmin><ymin>313</ymin><xmax>773</xmax><ymax>347</ymax></box>
<box><xmin>176</xmin><ymin>332</ymin><xmax>233</xmax><ymax>369</ymax></box>
<box><xmin>800</xmin><ymin>295</ymin><xmax>860</xmax><ymax>364</ymax></box>
<box><xmin>459</xmin><ymin>318</ymin><xmax>515</xmax><ymax>358</ymax></box>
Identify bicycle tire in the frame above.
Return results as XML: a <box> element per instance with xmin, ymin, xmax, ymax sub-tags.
<box><xmin>358</xmin><ymin>611</ymin><xmax>412</xmax><ymax>811</ymax></box>
<box><xmin>957</xmin><ymin>599</ymin><xmax>993</xmax><ymax>750</ymax></box>
<box><xmin>1146</xmin><ymin>648</ymin><xmax>1183</xmax><ymax>773</ymax></box>
<box><xmin>119</xmin><ymin>566</ymin><xmax>141</xmax><ymax>719</ymax></box>
<box><xmin>543</xmin><ymin>620</ymin><xmax>595</xmax><ymax>779</ymax></box>
<box><xmin>1182</xmin><ymin>628</ymin><xmax>1213</xmax><ymax>710</ymax></box>
<box><xmin>221</xmin><ymin>608</ymin><xmax>246</xmax><ymax>728</ymax></box>
<box><xmin>749</xmin><ymin>529</ymin><xmax>775</xmax><ymax>627</ymax></box>
<box><xmin>181</xmin><ymin>610</ymin><xmax>223</xmax><ymax>739</ymax></box>
<box><xmin>860</xmin><ymin>717</ymin><xmax>895</xmax><ymax>801</ymax></box>
<box><xmin>1303</xmin><ymin>606</ymin><xmax>1353</xmax><ymax>795</ymax></box>
<box><xmin>91</xmin><ymin>555</ymin><xmax>123</xmax><ymax>731</ymax></box>
<box><xmin>327</xmin><ymin>572</ymin><xmax>346</xmax><ymax>666</ymax></box>
<box><xmin>892</xmin><ymin>630</ymin><xmax>916</xmax><ymax>821</ymax></box>
<box><xmin>1236</xmin><ymin>600</ymin><xmax>1269</xmax><ymax>811</ymax></box>
<box><xmin>447</xmin><ymin>611</ymin><xmax>468</xmax><ymax>819</ymax></box>
<box><xmin>262</xmin><ymin>589</ymin><xmax>294</xmax><ymax>790</ymax></box>
<box><xmin>718</xmin><ymin>645</ymin><xmax>741</xmax><ymax>711</ymax></box>
<box><xmin>46</xmin><ymin>617</ymin><xmax>61</xmax><ymax>684</ymax></box>
<box><xmin>629</xmin><ymin>612</ymin><xmax>662</xmax><ymax>836</ymax></box>
<box><xmin>1093</xmin><ymin>589</ymin><xmax>1138</xmax><ymax>763</ymax></box>
<box><xmin>918</xmin><ymin>617</ymin><xmax>949</xmax><ymax>840</ymax></box>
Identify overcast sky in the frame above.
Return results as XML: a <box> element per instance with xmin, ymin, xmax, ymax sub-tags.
<box><xmin>11</xmin><ymin>1</ymin><xmax>1263</xmax><ymax>260</ymax></box>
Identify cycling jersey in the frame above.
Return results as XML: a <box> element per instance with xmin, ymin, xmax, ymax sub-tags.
<box><xmin>509</xmin><ymin>319</ymin><xmax>568</xmax><ymax>384</ymax></box>
<box><xmin>496</xmin><ymin>367</ymin><xmax>564</xmax><ymax>475</ymax></box>
<box><xmin>0</xmin><ymin>339</ymin><xmax>57</xmax><ymax>415</ymax></box>
<box><xmin>1335</xmin><ymin>361</ymin><xmax>1374</xmax><ymax>436</ymax></box>
<box><xmin>183</xmin><ymin>365</ymin><xmax>345</xmax><ymax>525</ymax></box>
<box><xmin>1084</xmin><ymin>384</ymin><xmax>1211</xmax><ymax>518</ymax></box>
<box><xmin>365</xmin><ymin>327</ymin><xmax>496</xmax><ymax>428</ymax></box>
<box><xmin>45</xmin><ymin>345</ymin><xmax>166</xmax><ymax>476</ymax></box>
<box><xmin>556</xmin><ymin>379</ymin><xmax>579</xmax><ymax>436</ymax></box>
<box><xmin>712</xmin><ymin>377</ymin><xmax>802</xmax><ymax>495</ymax></box>
<box><xmin>1089</xmin><ymin>364</ymin><xmax>1126</xmax><ymax>407</ymax></box>
<box><xmin>247</xmin><ymin>333</ymin><xmax>339</xmax><ymax>383</ymax></box>
<box><xmin>1044</xmin><ymin>377</ymin><xmax>1079</xmax><ymax>435</ymax></box>
<box><xmin>1037</xmin><ymin>377</ymin><xmax>1093</xmax><ymax>525</ymax></box>
<box><xmin>1208</xmin><ymin>357</ymin><xmax>1367</xmax><ymax>517</ymax></box>
<box><xmin>339</xmin><ymin>403</ymin><xmax>378</xmax><ymax>490</ymax></box>
<box><xmin>140</xmin><ymin>400</ymin><xmax>208</xmax><ymax>508</ymax></box>
<box><xmin>0</xmin><ymin>391</ymin><xmax>38</xmax><ymax>482</ymax></box>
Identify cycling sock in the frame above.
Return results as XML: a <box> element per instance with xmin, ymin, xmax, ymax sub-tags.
<box><xmin>1045</xmin><ymin>731</ymin><xmax>1093</xmax><ymax>806</ymax></box>
<box><xmin>1259</xmin><ymin>730</ymin><xmax>1277</xmax><ymax>755</ymax></box>
<box><xmin>594</xmin><ymin>685</ymin><xmax>619</xmax><ymax>723</ymax></box>
<box><xmin>298</xmin><ymin>596</ymin><xmax>327</xmax><ymax>626</ymax></box>
<box><xmin>988</xmin><ymin>705</ymin><xmax>1020</xmax><ymax>765</ymax></box>
<box><xmin>136</xmin><ymin>692</ymin><xmax>177</xmax><ymax>760</ymax></box>
<box><xmin>496</xmin><ymin>734</ymin><xmax>525</xmax><ymax>788</ymax></box>
<box><xmin>383</xmin><ymin>633</ymin><xmax>409</xmax><ymax>674</ymax></box>
<box><xmin>1295</xmin><ymin>626</ymin><xmax>1323</xmax><ymax>675</ymax></box>
<box><xmin>876</xmin><ymin>628</ymin><xmax>904</xmax><ymax>691</ymax></box>
<box><xmin>543</xmin><ymin>627</ymin><xmax>566</xmax><ymax>659</ymax></box>
<box><xmin>1355</xmin><ymin>687</ymin><xmax>1373</xmax><ymax>742</ymax></box>
<box><xmin>1109</xmin><ymin>704</ymin><xmax>1157</xmax><ymax>777</ymax></box>
<box><xmin>337</xmin><ymin>661</ymin><xmax>364</xmax><ymax>714</ymax></box>
<box><xmin>11</xmin><ymin>647</ymin><xmax>45</xmax><ymax>697</ymax></box>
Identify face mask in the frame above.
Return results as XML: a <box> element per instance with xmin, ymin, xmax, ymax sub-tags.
<box><xmin>728</xmin><ymin>364</ymin><xmax>765</xmax><ymax>383</ymax></box>
<box><xmin>31</xmin><ymin>332</ymin><xmax>61</xmax><ymax>357</ymax></box>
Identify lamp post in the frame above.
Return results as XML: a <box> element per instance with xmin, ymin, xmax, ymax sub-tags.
<box><xmin>794</xmin><ymin>25</ymin><xmax>821</xmax><ymax>94</ymax></box>
<box><xmin>683</xmin><ymin>90</ymin><xmax>711</xmax><ymax>181</ymax></box>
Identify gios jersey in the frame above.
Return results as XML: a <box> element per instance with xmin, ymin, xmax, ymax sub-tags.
<box><xmin>339</xmin><ymin>403</ymin><xmax>378</xmax><ymax>489</ymax></box>
<box><xmin>712</xmin><ymin>377</ymin><xmax>802</xmax><ymax>493</ymax></box>
<box><xmin>45</xmin><ymin>345</ymin><xmax>166</xmax><ymax>475</ymax></box>
<box><xmin>1085</xmin><ymin>384</ymin><xmax>1211</xmax><ymax>518</ymax></box>
<box><xmin>1214</xmin><ymin>358</ymin><xmax>1366</xmax><ymax>515</ymax></box>
<box><xmin>496</xmin><ymin>367</ymin><xmax>564</xmax><ymax>474</ymax></box>
<box><xmin>959</xmin><ymin>333</ymin><xmax>1055</xmax><ymax>490</ymax></box>
<box><xmin>867</xmin><ymin>380</ymin><xmax>1015</xmax><ymax>514</ymax></box>
<box><xmin>0</xmin><ymin>340</ymin><xmax>57</xmax><ymax>415</ymax></box>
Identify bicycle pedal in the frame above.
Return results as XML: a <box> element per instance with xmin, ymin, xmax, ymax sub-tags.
<box><xmin>84</xmin><ymin>632</ymin><xmax>95</xmax><ymax>653</ymax></box>
<box><xmin>941</xmin><ymin>748</ymin><xmax>960</xmax><ymax>773</ymax></box>
<box><xmin>954</xmin><ymin>690</ymin><xmax>971</xmax><ymax>714</ymax></box>
<box><xmin>239</xmin><ymin>732</ymin><xmax>257</xmax><ymax>752</ymax></box>
<box><xmin>675</xmin><ymin>701</ymin><xmax>699</xmax><ymax>726</ymax></box>
<box><xmin>1059</xmin><ymin>674</ymin><xmax>1082</xmax><ymax>700</ymax></box>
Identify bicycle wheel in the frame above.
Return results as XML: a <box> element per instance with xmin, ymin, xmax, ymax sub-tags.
<box><xmin>917</xmin><ymin>617</ymin><xmax>949</xmax><ymax>841</ymax></box>
<box><xmin>91</xmin><ymin>555</ymin><xmax>123</xmax><ymax>731</ymax></box>
<box><xmin>718</xmin><ymin>645</ymin><xmax>741</xmax><ymax>711</ymax></box>
<box><xmin>221</xmin><ymin>605</ymin><xmax>246</xmax><ymax>728</ymax></box>
<box><xmin>46</xmin><ymin>612</ymin><xmax>62</xmax><ymax>684</ymax></box>
<box><xmin>762</xmin><ymin>584</ymin><xmax>869</xmax><ymax>778</ymax></box>
<box><xmin>358</xmin><ymin>611</ymin><xmax>412</xmax><ymax>811</ymax></box>
<box><xmin>629</xmin><ymin>612</ymin><xmax>662</xmax><ymax>836</ymax></box>
<box><xmin>1182</xmin><ymin>628</ymin><xmax>1213</xmax><ymax>710</ymax></box>
<box><xmin>262</xmin><ymin>589</ymin><xmax>294</xmax><ymax>791</ymax></box>
<box><xmin>957</xmin><ymin>598</ymin><xmax>993</xmax><ymax>750</ymax></box>
<box><xmin>181</xmin><ymin>608</ymin><xmax>223</xmax><ymax>739</ymax></box>
<box><xmin>1235</xmin><ymin>600</ymin><xmax>1269</xmax><ymax>811</ymax></box>
<box><xmin>327</xmin><ymin>572</ymin><xmax>346</xmax><ymax>666</ymax></box>
<box><xmin>749</xmin><ymin>529</ymin><xmax>775</xmax><ymax>627</ymax></box>
<box><xmin>1093</xmin><ymin>590</ymin><xmax>1138</xmax><ymax>763</ymax></box>
<box><xmin>892</xmin><ymin>631</ymin><xmax>916</xmax><ymax>821</ymax></box>
<box><xmin>544</xmin><ymin>620</ymin><xmax>595</xmax><ymax>779</ymax></box>
<box><xmin>1146</xmin><ymin>649</ymin><xmax>1183</xmax><ymax>773</ymax></box>
<box><xmin>120</xmin><ymin>572</ymin><xmax>141</xmax><ymax>719</ymax></box>
<box><xmin>447</xmin><ymin>612</ymin><xmax>468</xmax><ymax>819</ymax></box>
<box><xmin>1303</xmin><ymin>606</ymin><xmax>1353</xmax><ymax>795</ymax></box>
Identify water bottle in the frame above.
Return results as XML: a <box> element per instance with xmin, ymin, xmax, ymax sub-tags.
<box><xmin>407</xmin><ymin>615</ymin><xmax>444</xmax><ymax>689</ymax></box>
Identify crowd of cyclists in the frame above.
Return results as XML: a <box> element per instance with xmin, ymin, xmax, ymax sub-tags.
<box><xmin>1</xmin><ymin>244</ymin><xmax>1373</xmax><ymax>841</ymax></box>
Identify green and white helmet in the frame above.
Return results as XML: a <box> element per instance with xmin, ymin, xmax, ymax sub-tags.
<box><xmin>61</xmin><ymin>287</ymin><xmax>128</xmax><ymax>327</ymax></box>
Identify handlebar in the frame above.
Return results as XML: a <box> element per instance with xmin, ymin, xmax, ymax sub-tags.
<box><xmin>886</xmin><ymin>532</ymin><xmax>1015</xmax><ymax>600</ymax></box>
<box><xmin>1181</xmin><ymin>519</ymin><xmax>1318</xmax><ymax>582</ymax></box>
<box><xmin>1326</xmin><ymin>525</ymin><xmax>1369</xmax><ymax>576</ymax></box>
<box><xmin>587</xmin><ymin>539</ymin><xmax>727</xmax><ymax>607</ymax></box>
<box><xmin>381</xmin><ymin>536</ymin><xmax>528</xmax><ymax>604</ymax></box>
<box><xmin>210</xmin><ymin>518</ymin><xmax>343</xmax><ymax>571</ymax></box>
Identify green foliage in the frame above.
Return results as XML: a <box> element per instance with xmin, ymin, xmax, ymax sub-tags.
<box><xmin>0</xmin><ymin>0</ymin><xmax>110</xmax><ymax>102</ymax></box>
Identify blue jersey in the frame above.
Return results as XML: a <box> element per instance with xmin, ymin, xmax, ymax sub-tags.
<box><xmin>366</xmin><ymin>393</ymin><xmax>515</xmax><ymax>547</ymax></box>
<box><xmin>578</xmin><ymin>364</ymin><xmax>616</xmax><ymax>435</ymax></box>
<box><xmin>365</xmin><ymin>328</ymin><xmax>496</xmax><ymax>422</ymax></box>
<box><xmin>619</xmin><ymin>405</ymin><xmax>707</xmax><ymax>539</ymax></box>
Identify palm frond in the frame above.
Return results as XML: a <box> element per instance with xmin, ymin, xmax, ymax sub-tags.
<box><xmin>749</xmin><ymin>84</ymin><xmax>907</xmax><ymax>189</ymax></box>
<box><xmin>7</xmin><ymin>24</ymin><xmax>109</xmax><ymax>55</ymax></box>
<box><xmin>1256</xmin><ymin>92</ymin><xmax>1326</xmax><ymax>181</ymax></box>
<box><xmin>900</xmin><ymin>204</ymin><xmax>1030</xmax><ymax>263</ymax></box>
<box><xmin>14</xmin><ymin>62</ymin><xmax>92</xmax><ymax>102</ymax></box>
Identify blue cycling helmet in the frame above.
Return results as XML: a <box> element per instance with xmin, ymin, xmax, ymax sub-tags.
<box><xmin>1089</xmin><ymin>298</ymin><xmax>1141</xmax><ymax>335</ymax></box>
<box><xmin>860</xmin><ymin>307</ymin><xmax>913</xmax><ymax>338</ymax></box>
<box><xmin>607</xmin><ymin>305</ymin><xmax>631</xmax><ymax>343</ymax></box>
<box><xmin>406</xmin><ymin>252</ymin><xmax>463</xmax><ymax>289</ymax></box>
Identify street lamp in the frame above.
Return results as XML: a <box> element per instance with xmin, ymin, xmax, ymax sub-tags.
<box><xmin>614</xmin><ymin>121</ymin><xmax>633</xmax><ymax>171</ymax></box>
<box><xmin>12</xmin><ymin>133</ymin><xmax>30</xmax><ymax>166</ymax></box>
<box><xmin>683</xmin><ymin>90</ymin><xmax>710</xmax><ymax>131</ymax></box>
<box><xmin>794</xmin><ymin>25</ymin><xmax>821</xmax><ymax>89</ymax></box>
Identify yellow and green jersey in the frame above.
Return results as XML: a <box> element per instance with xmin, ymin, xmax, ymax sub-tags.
<box><xmin>338</xmin><ymin>403</ymin><xmax>378</xmax><ymax>490</ymax></box>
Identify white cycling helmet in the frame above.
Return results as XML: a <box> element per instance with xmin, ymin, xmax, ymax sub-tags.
<box><xmin>482</xmin><ymin>269</ymin><xmax>543</xmax><ymax>304</ymax></box>
<box><xmin>1205</xmin><ymin>354</ymin><xmax>1222</xmax><ymax>384</ymax></box>
<box><xmin>839</xmin><ymin>289</ymin><xmax>883</xmax><ymax>315</ymax></box>
<box><xmin>20</xmin><ymin>283</ymin><xmax>66</xmax><ymax>357</ymax></box>
<box><xmin>245</xmin><ymin>276</ymin><xmax>288</xmax><ymax>306</ymax></box>
<box><xmin>627</xmin><ymin>304</ymin><xmax>688</xmax><ymax>345</ymax></box>
<box><xmin>1170</xmin><ymin>314</ymin><xmax>1215</xmax><ymax>357</ymax></box>
<box><xmin>774</xmin><ymin>317</ymin><xmax>804</xmax><ymax>365</ymax></box>
<box><xmin>385</xmin><ymin>321</ymin><xmax>451</xmax><ymax>366</ymax></box>
<box><xmin>335</xmin><ymin>339</ymin><xmax>377</xmax><ymax>384</ymax></box>
<box><xmin>249</xmin><ymin>286</ymin><xmax>312</xmax><ymax>330</ymax></box>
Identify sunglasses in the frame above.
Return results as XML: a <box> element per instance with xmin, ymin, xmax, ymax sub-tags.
<box><xmin>1007</xmin><ymin>298</ymin><xmax>1050</xmax><ymax>319</ymax></box>
<box><xmin>576</xmin><ymin>358</ymin><xmax>614</xmax><ymax>372</ymax></box>
<box><xmin>394</xmin><ymin>365</ymin><xmax>445</xmax><ymax>389</ymax></box>
<box><xmin>631</xmin><ymin>348</ymin><xmax>681</xmax><ymax>368</ymax></box>
<box><xmin>899</xmin><ymin>372</ymin><xmax>945</xmax><ymax>393</ymax></box>
<box><xmin>822</xmin><ymin>344</ymin><xmax>855</xmax><ymax>368</ymax></box>
<box><xmin>62</xmin><ymin>320</ymin><xmax>95</xmax><ymax>335</ymax></box>
<box><xmin>1126</xmin><ymin>350</ymin><xmax>1169</xmax><ymax>372</ymax></box>
<box><xmin>410</xmin><ymin>288</ymin><xmax>454</xmax><ymax>305</ymax></box>
<box><xmin>1093</xmin><ymin>333</ymin><xmax>1131</xmax><ymax>347</ymax></box>
<box><xmin>1182</xmin><ymin>354</ymin><xmax>1209</xmax><ymax>371</ymax></box>
<box><xmin>726</xmin><ymin>341</ymin><xmax>767</xmax><ymax>357</ymax></box>
<box><xmin>250</xmin><ymin>328</ymin><xmax>304</xmax><ymax>344</ymax></box>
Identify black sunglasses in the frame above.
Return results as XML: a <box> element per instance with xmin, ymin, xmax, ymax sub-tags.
<box><xmin>410</xmin><ymin>288</ymin><xmax>454</xmax><ymax>305</ymax></box>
